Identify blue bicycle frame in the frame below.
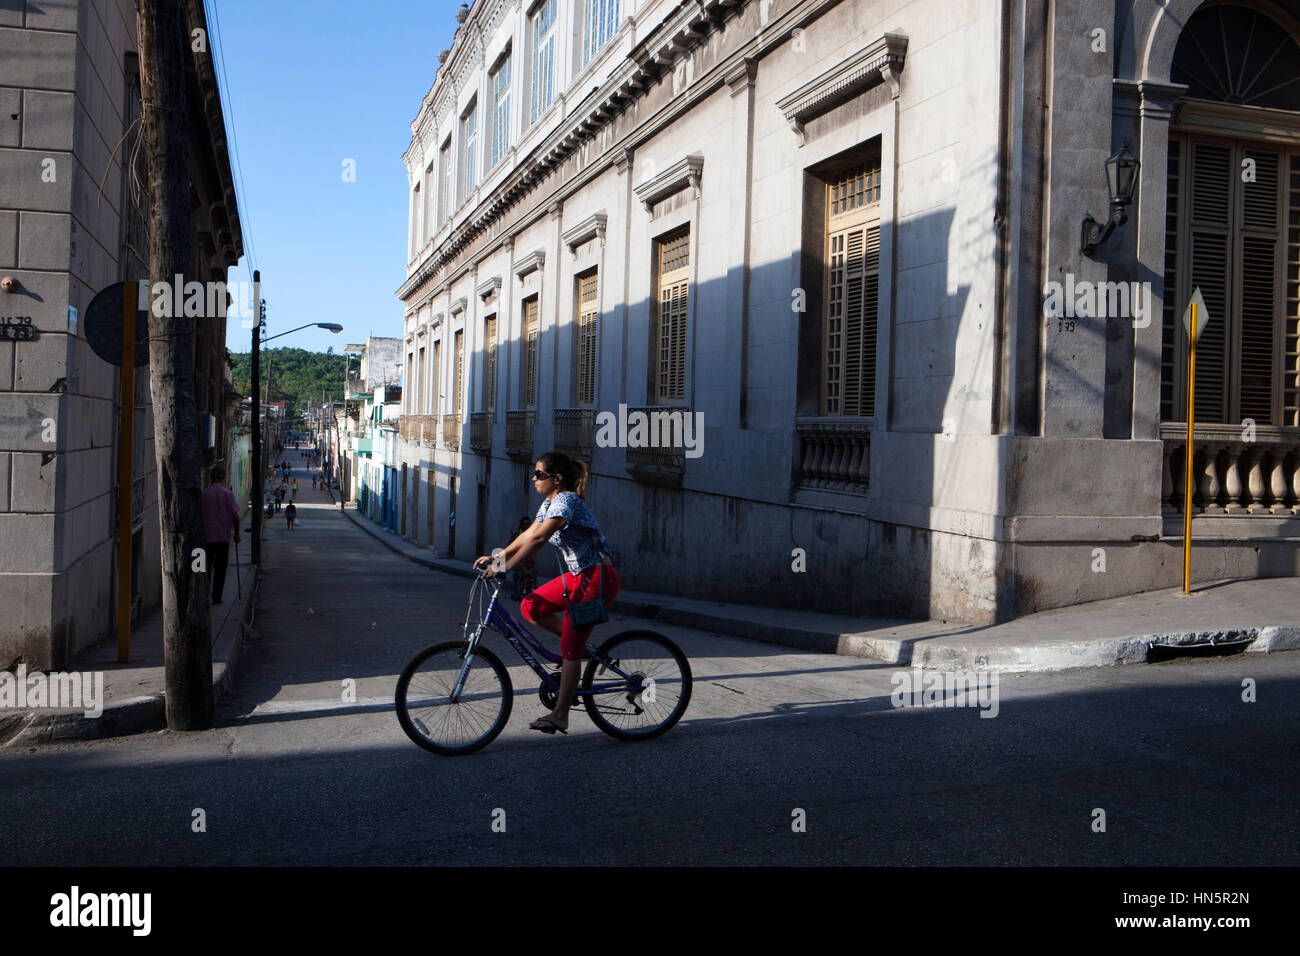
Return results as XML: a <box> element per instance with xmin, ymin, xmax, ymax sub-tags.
<box><xmin>450</xmin><ymin>577</ymin><xmax>641</xmax><ymax>704</ymax></box>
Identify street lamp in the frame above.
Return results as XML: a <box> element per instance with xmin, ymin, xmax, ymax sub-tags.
<box><xmin>250</xmin><ymin>312</ymin><xmax>343</xmax><ymax>564</ymax></box>
<box><xmin>1080</xmin><ymin>143</ymin><xmax>1140</xmax><ymax>256</ymax></box>
<box><xmin>264</xmin><ymin>322</ymin><xmax>344</xmax><ymax>343</ymax></box>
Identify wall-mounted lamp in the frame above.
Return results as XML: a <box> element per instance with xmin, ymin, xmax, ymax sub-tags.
<box><xmin>1081</xmin><ymin>143</ymin><xmax>1140</xmax><ymax>256</ymax></box>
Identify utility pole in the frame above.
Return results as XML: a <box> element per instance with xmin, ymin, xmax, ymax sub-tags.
<box><xmin>136</xmin><ymin>0</ymin><xmax>213</xmax><ymax>730</ymax></box>
<box><xmin>250</xmin><ymin>275</ymin><xmax>262</xmax><ymax>565</ymax></box>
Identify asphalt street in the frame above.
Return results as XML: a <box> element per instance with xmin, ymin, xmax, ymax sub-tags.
<box><xmin>2</xmin><ymin>464</ymin><xmax>1296</xmax><ymax>866</ymax></box>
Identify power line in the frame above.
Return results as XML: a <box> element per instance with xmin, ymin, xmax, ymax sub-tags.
<box><xmin>204</xmin><ymin>0</ymin><xmax>258</xmax><ymax>283</ymax></box>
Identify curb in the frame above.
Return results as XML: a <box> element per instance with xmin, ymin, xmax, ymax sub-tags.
<box><xmin>603</xmin><ymin>599</ymin><xmax>1300</xmax><ymax>674</ymax></box>
<box><xmin>2</xmin><ymin>564</ymin><xmax>260</xmax><ymax>747</ymax></box>
<box><xmin>335</xmin><ymin>507</ymin><xmax>1300</xmax><ymax>675</ymax></box>
<box><xmin>339</xmin><ymin>506</ymin><xmax>478</xmax><ymax>579</ymax></box>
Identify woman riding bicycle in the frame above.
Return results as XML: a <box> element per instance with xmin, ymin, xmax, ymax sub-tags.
<box><xmin>474</xmin><ymin>452</ymin><xmax>620</xmax><ymax>735</ymax></box>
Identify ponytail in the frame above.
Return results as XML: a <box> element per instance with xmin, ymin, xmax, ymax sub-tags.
<box><xmin>539</xmin><ymin>451</ymin><xmax>588</xmax><ymax>499</ymax></box>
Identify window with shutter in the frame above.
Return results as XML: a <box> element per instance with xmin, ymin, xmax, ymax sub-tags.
<box><xmin>483</xmin><ymin>315</ymin><xmax>497</xmax><ymax>412</ymax></box>
<box><xmin>1164</xmin><ymin>136</ymin><xmax>1294</xmax><ymax>426</ymax></box>
<box><xmin>654</xmin><ymin>230</ymin><xmax>689</xmax><ymax>403</ymax></box>
<box><xmin>576</xmin><ymin>270</ymin><xmax>599</xmax><ymax>407</ymax></box>
<box><xmin>454</xmin><ymin>330</ymin><xmax>464</xmax><ymax>415</ymax></box>
<box><xmin>417</xmin><ymin>347</ymin><xmax>426</xmax><ymax>413</ymax></box>
<box><xmin>1161</xmin><ymin>5</ymin><xmax>1300</xmax><ymax>427</ymax></box>
<box><xmin>432</xmin><ymin>340</ymin><xmax>441</xmax><ymax>417</ymax></box>
<box><xmin>491</xmin><ymin>54</ymin><xmax>511</xmax><ymax>168</ymax></box>
<box><xmin>822</xmin><ymin>160</ymin><xmax>881</xmax><ymax>417</ymax></box>
<box><xmin>524</xmin><ymin>296</ymin><xmax>539</xmax><ymax>409</ymax></box>
<box><xmin>530</xmin><ymin>0</ymin><xmax>557</xmax><ymax>124</ymax></box>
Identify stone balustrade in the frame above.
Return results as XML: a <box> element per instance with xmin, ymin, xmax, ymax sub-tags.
<box><xmin>1160</xmin><ymin>422</ymin><xmax>1300</xmax><ymax>514</ymax></box>
<box><xmin>796</xmin><ymin>417</ymin><xmax>871</xmax><ymax>495</ymax></box>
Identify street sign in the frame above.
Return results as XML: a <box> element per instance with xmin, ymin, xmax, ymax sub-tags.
<box><xmin>1182</xmin><ymin>286</ymin><xmax>1210</xmax><ymax>338</ymax></box>
<box><xmin>85</xmin><ymin>281</ymin><xmax>150</xmax><ymax>367</ymax></box>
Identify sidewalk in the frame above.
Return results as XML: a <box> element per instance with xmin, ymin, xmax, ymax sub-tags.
<box><xmin>0</xmin><ymin>548</ymin><xmax>257</xmax><ymax>747</ymax></box>
<box><xmin>0</xmin><ymin>442</ymin><xmax>338</xmax><ymax>746</ymax></box>
<box><xmin>338</xmin><ymin>501</ymin><xmax>1300</xmax><ymax>674</ymax></box>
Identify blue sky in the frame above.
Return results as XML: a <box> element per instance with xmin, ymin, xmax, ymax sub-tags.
<box><xmin>210</xmin><ymin>0</ymin><xmax>459</xmax><ymax>356</ymax></box>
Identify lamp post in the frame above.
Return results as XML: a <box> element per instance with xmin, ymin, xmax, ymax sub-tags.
<box><xmin>250</xmin><ymin>317</ymin><xmax>343</xmax><ymax>562</ymax></box>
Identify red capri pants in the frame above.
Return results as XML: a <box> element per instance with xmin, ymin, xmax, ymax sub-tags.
<box><xmin>520</xmin><ymin>563</ymin><xmax>621</xmax><ymax>661</ymax></box>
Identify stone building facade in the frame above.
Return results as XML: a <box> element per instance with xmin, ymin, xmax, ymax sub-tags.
<box><xmin>394</xmin><ymin>0</ymin><xmax>1299</xmax><ymax>625</ymax></box>
<box><xmin>0</xmin><ymin>0</ymin><xmax>244</xmax><ymax>667</ymax></box>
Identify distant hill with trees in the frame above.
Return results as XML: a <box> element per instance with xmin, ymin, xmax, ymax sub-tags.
<box><xmin>230</xmin><ymin>348</ymin><xmax>349</xmax><ymax>421</ymax></box>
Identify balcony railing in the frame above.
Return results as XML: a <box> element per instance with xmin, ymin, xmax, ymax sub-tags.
<box><xmin>796</xmin><ymin>417</ymin><xmax>871</xmax><ymax>495</ymax></box>
<box><xmin>470</xmin><ymin>411</ymin><xmax>493</xmax><ymax>453</ymax></box>
<box><xmin>1160</xmin><ymin>422</ymin><xmax>1299</xmax><ymax>515</ymax></box>
<box><xmin>555</xmin><ymin>408</ymin><xmax>594</xmax><ymax>459</ymax></box>
<box><xmin>399</xmin><ymin>414</ymin><xmax>437</xmax><ymax>445</ymax></box>
<box><xmin>505</xmin><ymin>410</ymin><xmax>535</xmax><ymax>460</ymax></box>
<box><xmin>624</xmin><ymin>406</ymin><xmax>688</xmax><ymax>486</ymax></box>
<box><xmin>441</xmin><ymin>412</ymin><xmax>462</xmax><ymax>450</ymax></box>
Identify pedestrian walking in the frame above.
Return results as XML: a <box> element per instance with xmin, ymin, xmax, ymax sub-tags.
<box><xmin>312</xmin><ymin>474</ymin><xmax>317</xmax><ymax>489</ymax></box>
<box><xmin>291</xmin><ymin>478</ymin><xmax>298</xmax><ymax>500</ymax></box>
<box><xmin>508</xmin><ymin>517</ymin><xmax>538</xmax><ymax>600</ymax></box>
<box><xmin>200</xmin><ymin>464</ymin><xmax>241</xmax><ymax>605</ymax></box>
<box><xmin>285</xmin><ymin>501</ymin><xmax>297</xmax><ymax>530</ymax></box>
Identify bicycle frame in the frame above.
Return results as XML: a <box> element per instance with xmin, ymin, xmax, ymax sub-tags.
<box><xmin>450</xmin><ymin>576</ymin><xmax>640</xmax><ymax>704</ymax></box>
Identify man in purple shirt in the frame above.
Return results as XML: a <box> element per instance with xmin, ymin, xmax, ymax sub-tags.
<box><xmin>201</xmin><ymin>464</ymin><xmax>241</xmax><ymax>605</ymax></box>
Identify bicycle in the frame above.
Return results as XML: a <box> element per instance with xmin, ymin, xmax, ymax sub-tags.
<box><xmin>394</xmin><ymin>572</ymin><xmax>692</xmax><ymax>755</ymax></box>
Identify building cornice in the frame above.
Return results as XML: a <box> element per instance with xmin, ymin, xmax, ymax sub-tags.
<box><xmin>477</xmin><ymin>275</ymin><xmax>502</xmax><ymax>300</ymax></box>
<box><xmin>398</xmin><ymin>0</ymin><xmax>850</xmax><ymax>302</ymax></box>
<box><xmin>397</xmin><ymin>0</ymin><xmax>752</xmax><ymax>302</ymax></box>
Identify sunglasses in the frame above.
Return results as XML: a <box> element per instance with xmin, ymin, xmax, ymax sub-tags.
<box><xmin>532</xmin><ymin>470</ymin><xmax>554</xmax><ymax>481</ymax></box>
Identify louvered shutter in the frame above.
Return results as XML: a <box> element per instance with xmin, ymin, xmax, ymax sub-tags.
<box><xmin>577</xmin><ymin>272</ymin><xmax>599</xmax><ymax>406</ymax></box>
<box><xmin>656</xmin><ymin>231</ymin><xmax>690</xmax><ymax>403</ymax></box>
<box><xmin>1188</xmin><ymin>142</ymin><xmax>1232</xmax><ymax>423</ymax></box>
<box><xmin>1287</xmin><ymin>156</ymin><xmax>1300</xmax><ymax>426</ymax></box>
<box><xmin>1239</xmin><ymin>149</ymin><xmax>1280</xmax><ymax>424</ymax></box>
<box><xmin>822</xmin><ymin>161</ymin><xmax>881</xmax><ymax>417</ymax></box>
<box><xmin>1161</xmin><ymin>140</ymin><xmax>1181</xmax><ymax>422</ymax></box>
<box><xmin>432</xmin><ymin>341</ymin><xmax>441</xmax><ymax>417</ymax></box>
<box><xmin>484</xmin><ymin>315</ymin><xmax>496</xmax><ymax>412</ymax></box>
<box><xmin>454</xmin><ymin>330</ymin><xmax>464</xmax><ymax>415</ymax></box>
<box><xmin>524</xmin><ymin>297</ymin><xmax>539</xmax><ymax>409</ymax></box>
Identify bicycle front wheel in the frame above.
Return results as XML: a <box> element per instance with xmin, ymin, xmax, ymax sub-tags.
<box><xmin>582</xmin><ymin>630</ymin><xmax>692</xmax><ymax>740</ymax></box>
<box><xmin>395</xmin><ymin>641</ymin><xmax>513</xmax><ymax>755</ymax></box>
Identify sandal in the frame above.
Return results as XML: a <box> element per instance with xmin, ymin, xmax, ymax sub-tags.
<box><xmin>529</xmin><ymin>716</ymin><xmax>568</xmax><ymax>735</ymax></box>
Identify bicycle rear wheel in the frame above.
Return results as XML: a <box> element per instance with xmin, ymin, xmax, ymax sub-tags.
<box><xmin>395</xmin><ymin>641</ymin><xmax>513</xmax><ymax>755</ymax></box>
<box><xmin>582</xmin><ymin>630</ymin><xmax>692</xmax><ymax>740</ymax></box>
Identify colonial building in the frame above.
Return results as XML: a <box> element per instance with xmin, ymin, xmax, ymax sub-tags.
<box><xmin>394</xmin><ymin>0</ymin><xmax>1299</xmax><ymax>625</ymax></box>
<box><xmin>0</xmin><ymin>0</ymin><xmax>244</xmax><ymax>667</ymax></box>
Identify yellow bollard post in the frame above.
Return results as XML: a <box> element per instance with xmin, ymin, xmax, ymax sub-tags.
<box><xmin>117</xmin><ymin>281</ymin><xmax>137</xmax><ymax>661</ymax></box>
<box><xmin>1182</xmin><ymin>301</ymin><xmax>1197</xmax><ymax>595</ymax></box>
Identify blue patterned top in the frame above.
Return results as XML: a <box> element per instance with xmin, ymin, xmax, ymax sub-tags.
<box><xmin>534</xmin><ymin>491</ymin><xmax>611</xmax><ymax>574</ymax></box>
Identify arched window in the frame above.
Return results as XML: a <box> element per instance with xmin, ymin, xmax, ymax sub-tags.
<box><xmin>1171</xmin><ymin>3</ymin><xmax>1300</xmax><ymax>110</ymax></box>
<box><xmin>1161</xmin><ymin>3</ymin><xmax>1300</xmax><ymax>427</ymax></box>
